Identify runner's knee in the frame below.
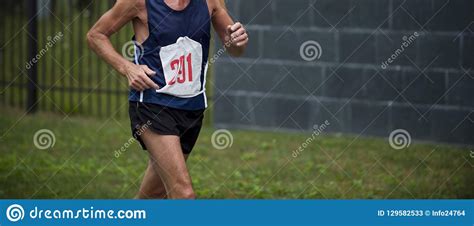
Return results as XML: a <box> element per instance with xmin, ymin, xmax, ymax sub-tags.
<box><xmin>170</xmin><ymin>183</ymin><xmax>195</xmax><ymax>199</ymax></box>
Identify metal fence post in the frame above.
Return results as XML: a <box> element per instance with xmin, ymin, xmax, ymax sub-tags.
<box><xmin>26</xmin><ymin>0</ymin><xmax>38</xmax><ymax>113</ymax></box>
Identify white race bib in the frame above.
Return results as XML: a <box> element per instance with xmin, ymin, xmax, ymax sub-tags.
<box><xmin>157</xmin><ymin>37</ymin><xmax>204</xmax><ymax>98</ymax></box>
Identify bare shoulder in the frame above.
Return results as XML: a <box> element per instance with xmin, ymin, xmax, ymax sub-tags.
<box><xmin>115</xmin><ymin>0</ymin><xmax>145</xmax><ymax>8</ymax></box>
<box><xmin>112</xmin><ymin>0</ymin><xmax>145</xmax><ymax>17</ymax></box>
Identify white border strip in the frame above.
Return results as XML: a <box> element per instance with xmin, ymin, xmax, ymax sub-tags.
<box><xmin>134</xmin><ymin>43</ymin><xmax>144</xmax><ymax>103</ymax></box>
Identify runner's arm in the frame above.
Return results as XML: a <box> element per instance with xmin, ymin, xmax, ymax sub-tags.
<box><xmin>87</xmin><ymin>0</ymin><xmax>159</xmax><ymax>91</ymax></box>
<box><xmin>87</xmin><ymin>0</ymin><xmax>139</xmax><ymax>74</ymax></box>
<box><xmin>210</xmin><ymin>0</ymin><xmax>248</xmax><ymax>57</ymax></box>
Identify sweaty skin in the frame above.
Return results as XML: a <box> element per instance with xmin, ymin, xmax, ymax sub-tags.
<box><xmin>87</xmin><ymin>0</ymin><xmax>248</xmax><ymax>199</ymax></box>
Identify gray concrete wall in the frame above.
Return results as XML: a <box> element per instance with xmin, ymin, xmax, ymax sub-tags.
<box><xmin>212</xmin><ymin>0</ymin><xmax>474</xmax><ymax>145</ymax></box>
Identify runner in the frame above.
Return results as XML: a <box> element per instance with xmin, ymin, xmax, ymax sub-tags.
<box><xmin>87</xmin><ymin>0</ymin><xmax>248</xmax><ymax>199</ymax></box>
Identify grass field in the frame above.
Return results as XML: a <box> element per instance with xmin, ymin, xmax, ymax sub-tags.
<box><xmin>0</xmin><ymin>107</ymin><xmax>472</xmax><ymax>199</ymax></box>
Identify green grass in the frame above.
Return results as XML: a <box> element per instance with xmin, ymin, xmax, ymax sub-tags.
<box><xmin>0</xmin><ymin>107</ymin><xmax>472</xmax><ymax>199</ymax></box>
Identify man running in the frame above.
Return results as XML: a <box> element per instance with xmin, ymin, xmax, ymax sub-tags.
<box><xmin>87</xmin><ymin>0</ymin><xmax>248</xmax><ymax>199</ymax></box>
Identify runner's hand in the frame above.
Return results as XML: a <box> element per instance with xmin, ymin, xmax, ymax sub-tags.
<box><xmin>226</xmin><ymin>22</ymin><xmax>248</xmax><ymax>47</ymax></box>
<box><xmin>124</xmin><ymin>64</ymin><xmax>160</xmax><ymax>91</ymax></box>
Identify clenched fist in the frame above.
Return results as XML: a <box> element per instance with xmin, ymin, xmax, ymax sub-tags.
<box><xmin>226</xmin><ymin>22</ymin><xmax>248</xmax><ymax>48</ymax></box>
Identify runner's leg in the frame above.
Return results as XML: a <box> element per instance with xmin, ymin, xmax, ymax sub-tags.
<box><xmin>136</xmin><ymin>155</ymin><xmax>190</xmax><ymax>199</ymax></box>
<box><xmin>140</xmin><ymin>130</ymin><xmax>195</xmax><ymax>199</ymax></box>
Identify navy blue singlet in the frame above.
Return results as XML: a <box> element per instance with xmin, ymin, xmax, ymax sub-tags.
<box><xmin>129</xmin><ymin>0</ymin><xmax>211</xmax><ymax>111</ymax></box>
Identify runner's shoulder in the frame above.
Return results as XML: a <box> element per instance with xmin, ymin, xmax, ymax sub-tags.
<box><xmin>112</xmin><ymin>0</ymin><xmax>146</xmax><ymax>16</ymax></box>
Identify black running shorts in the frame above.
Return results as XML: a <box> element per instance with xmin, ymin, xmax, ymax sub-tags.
<box><xmin>129</xmin><ymin>101</ymin><xmax>204</xmax><ymax>154</ymax></box>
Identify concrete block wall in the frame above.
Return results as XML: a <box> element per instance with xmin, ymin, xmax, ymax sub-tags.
<box><xmin>213</xmin><ymin>0</ymin><xmax>474</xmax><ymax>145</ymax></box>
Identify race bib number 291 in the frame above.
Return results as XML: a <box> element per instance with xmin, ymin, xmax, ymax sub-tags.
<box><xmin>168</xmin><ymin>53</ymin><xmax>193</xmax><ymax>85</ymax></box>
<box><xmin>158</xmin><ymin>37</ymin><xmax>203</xmax><ymax>98</ymax></box>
